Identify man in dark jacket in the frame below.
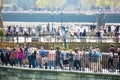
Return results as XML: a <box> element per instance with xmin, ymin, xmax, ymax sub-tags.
<box><xmin>55</xmin><ymin>46</ymin><xmax>63</xmax><ymax>69</ymax></box>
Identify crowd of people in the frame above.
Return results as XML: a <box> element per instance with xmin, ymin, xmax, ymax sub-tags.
<box><xmin>0</xmin><ymin>44</ymin><xmax>120</xmax><ymax>73</ymax></box>
<box><xmin>4</xmin><ymin>23</ymin><xmax>120</xmax><ymax>43</ymax></box>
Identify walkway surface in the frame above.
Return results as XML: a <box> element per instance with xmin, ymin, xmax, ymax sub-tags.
<box><xmin>0</xmin><ymin>65</ymin><xmax>120</xmax><ymax>75</ymax></box>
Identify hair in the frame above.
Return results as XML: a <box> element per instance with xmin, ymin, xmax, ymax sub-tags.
<box><xmin>20</xmin><ymin>48</ymin><xmax>23</xmax><ymax>53</ymax></box>
<box><xmin>75</xmin><ymin>49</ymin><xmax>78</xmax><ymax>53</ymax></box>
<box><xmin>34</xmin><ymin>50</ymin><xmax>37</xmax><ymax>54</ymax></box>
<box><xmin>97</xmin><ymin>48</ymin><xmax>100</xmax><ymax>52</ymax></box>
<box><xmin>13</xmin><ymin>48</ymin><xmax>16</xmax><ymax>51</ymax></box>
<box><xmin>95</xmin><ymin>46</ymin><xmax>98</xmax><ymax>48</ymax></box>
<box><xmin>56</xmin><ymin>46</ymin><xmax>60</xmax><ymax>50</ymax></box>
<box><xmin>82</xmin><ymin>48</ymin><xmax>85</xmax><ymax>51</ymax></box>
<box><xmin>110</xmin><ymin>44</ymin><xmax>113</xmax><ymax>47</ymax></box>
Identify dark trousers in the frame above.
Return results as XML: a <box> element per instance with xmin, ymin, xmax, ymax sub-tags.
<box><xmin>108</xmin><ymin>57</ymin><xmax>115</xmax><ymax>69</ymax></box>
<box><xmin>28</xmin><ymin>56</ymin><xmax>32</xmax><ymax>68</ymax></box>
<box><xmin>55</xmin><ymin>57</ymin><xmax>63</xmax><ymax>69</ymax></box>
<box><xmin>31</xmin><ymin>59</ymin><xmax>36</xmax><ymax>68</ymax></box>
<box><xmin>74</xmin><ymin>60</ymin><xmax>81</xmax><ymax>70</ymax></box>
<box><xmin>18</xmin><ymin>58</ymin><xmax>22</xmax><ymax>67</ymax></box>
<box><xmin>10</xmin><ymin>59</ymin><xmax>16</xmax><ymax>67</ymax></box>
<box><xmin>5</xmin><ymin>58</ymin><xmax>10</xmax><ymax>66</ymax></box>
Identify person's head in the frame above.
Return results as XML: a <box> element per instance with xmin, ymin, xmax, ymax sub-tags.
<box><xmin>82</xmin><ymin>48</ymin><xmax>85</xmax><ymax>51</ymax></box>
<box><xmin>50</xmin><ymin>47</ymin><xmax>53</xmax><ymax>50</ymax></box>
<box><xmin>97</xmin><ymin>48</ymin><xmax>100</xmax><ymax>52</ymax></box>
<box><xmin>41</xmin><ymin>46</ymin><xmax>44</xmax><ymax>49</ymax></box>
<box><xmin>6</xmin><ymin>47</ymin><xmax>10</xmax><ymax>51</ymax></box>
<box><xmin>34</xmin><ymin>50</ymin><xmax>37</xmax><ymax>53</ymax></box>
<box><xmin>63</xmin><ymin>48</ymin><xmax>66</xmax><ymax>51</ymax></box>
<box><xmin>13</xmin><ymin>48</ymin><xmax>16</xmax><ymax>51</ymax></box>
<box><xmin>110</xmin><ymin>44</ymin><xmax>113</xmax><ymax>47</ymax></box>
<box><xmin>95</xmin><ymin>46</ymin><xmax>98</xmax><ymax>48</ymax></box>
<box><xmin>56</xmin><ymin>46</ymin><xmax>60</xmax><ymax>50</ymax></box>
<box><xmin>117</xmin><ymin>48</ymin><xmax>120</xmax><ymax>52</ymax></box>
<box><xmin>77</xmin><ymin>48</ymin><xmax>80</xmax><ymax>51</ymax></box>
<box><xmin>75</xmin><ymin>48</ymin><xmax>78</xmax><ymax>53</ymax></box>
<box><xmin>93</xmin><ymin>48</ymin><xmax>97</xmax><ymax>52</ymax></box>
<box><xmin>69</xmin><ymin>49</ymin><xmax>72</xmax><ymax>54</ymax></box>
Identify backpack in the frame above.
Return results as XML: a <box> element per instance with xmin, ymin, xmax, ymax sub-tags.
<box><xmin>40</xmin><ymin>49</ymin><xmax>46</xmax><ymax>57</ymax></box>
<box><xmin>56</xmin><ymin>50</ymin><xmax>61</xmax><ymax>58</ymax></box>
<box><xmin>27</xmin><ymin>49</ymin><xmax>32</xmax><ymax>56</ymax></box>
<box><xmin>93</xmin><ymin>52</ymin><xmax>98</xmax><ymax>62</ymax></box>
<box><xmin>74</xmin><ymin>53</ymin><xmax>80</xmax><ymax>60</ymax></box>
<box><xmin>10</xmin><ymin>52</ymin><xmax>15</xmax><ymax>59</ymax></box>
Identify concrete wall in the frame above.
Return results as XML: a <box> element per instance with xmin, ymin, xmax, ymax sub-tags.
<box><xmin>0</xmin><ymin>66</ymin><xmax>120</xmax><ymax>80</ymax></box>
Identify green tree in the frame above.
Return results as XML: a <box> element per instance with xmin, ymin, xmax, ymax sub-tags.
<box><xmin>47</xmin><ymin>0</ymin><xmax>66</xmax><ymax>8</ymax></box>
<box><xmin>36</xmin><ymin>0</ymin><xmax>66</xmax><ymax>9</ymax></box>
<box><xmin>0</xmin><ymin>29</ymin><xmax>5</xmax><ymax>42</ymax></box>
<box><xmin>80</xmin><ymin>0</ymin><xmax>97</xmax><ymax>8</ymax></box>
<box><xmin>96</xmin><ymin>0</ymin><xmax>110</xmax><ymax>7</ymax></box>
<box><xmin>36</xmin><ymin>0</ymin><xmax>47</xmax><ymax>8</ymax></box>
<box><xmin>96</xmin><ymin>0</ymin><xmax>120</xmax><ymax>11</ymax></box>
<box><xmin>110</xmin><ymin>0</ymin><xmax>120</xmax><ymax>8</ymax></box>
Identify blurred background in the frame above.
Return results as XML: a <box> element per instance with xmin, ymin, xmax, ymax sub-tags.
<box><xmin>3</xmin><ymin>0</ymin><xmax>120</xmax><ymax>13</ymax></box>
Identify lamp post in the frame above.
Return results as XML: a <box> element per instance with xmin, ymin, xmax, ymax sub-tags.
<box><xmin>51</xmin><ymin>10</ymin><xmax>54</xmax><ymax>32</ymax></box>
<box><xmin>61</xmin><ymin>9</ymin><xmax>66</xmax><ymax>49</ymax></box>
<box><xmin>12</xmin><ymin>27</ymin><xmax>14</xmax><ymax>48</ymax></box>
<box><xmin>61</xmin><ymin>9</ymin><xmax>63</xmax><ymax>27</ymax></box>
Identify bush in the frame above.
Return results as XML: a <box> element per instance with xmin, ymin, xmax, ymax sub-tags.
<box><xmin>0</xmin><ymin>29</ymin><xmax>5</xmax><ymax>36</ymax></box>
<box><xmin>24</xmin><ymin>42</ymin><xmax>120</xmax><ymax>52</ymax></box>
<box><xmin>0</xmin><ymin>42</ymin><xmax>120</xmax><ymax>53</ymax></box>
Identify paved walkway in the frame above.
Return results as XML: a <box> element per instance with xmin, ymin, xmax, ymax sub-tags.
<box><xmin>0</xmin><ymin>65</ymin><xmax>120</xmax><ymax>75</ymax></box>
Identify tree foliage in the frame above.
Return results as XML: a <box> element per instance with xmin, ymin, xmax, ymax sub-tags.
<box><xmin>36</xmin><ymin>0</ymin><xmax>47</xmax><ymax>8</ymax></box>
<box><xmin>80</xmin><ymin>0</ymin><xmax>97</xmax><ymax>8</ymax></box>
<box><xmin>80</xmin><ymin>0</ymin><xmax>120</xmax><ymax>8</ymax></box>
<box><xmin>0</xmin><ymin>29</ymin><xmax>5</xmax><ymax>36</ymax></box>
<box><xmin>96</xmin><ymin>0</ymin><xmax>111</xmax><ymax>7</ymax></box>
<box><xmin>36</xmin><ymin>0</ymin><xmax>66</xmax><ymax>8</ymax></box>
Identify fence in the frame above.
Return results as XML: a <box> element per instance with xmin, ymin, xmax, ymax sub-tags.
<box><xmin>0</xmin><ymin>51</ymin><xmax>120</xmax><ymax>74</ymax></box>
<box><xmin>0</xmin><ymin>35</ymin><xmax>119</xmax><ymax>43</ymax></box>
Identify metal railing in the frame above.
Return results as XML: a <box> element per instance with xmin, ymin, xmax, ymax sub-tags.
<box><xmin>0</xmin><ymin>52</ymin><xmax>120</xmax><ymax>74</ymax></box>
<box><xmin>0</xmin><ymin>35</ymin><xmax>119</xmax><ymax>43</ymax></box>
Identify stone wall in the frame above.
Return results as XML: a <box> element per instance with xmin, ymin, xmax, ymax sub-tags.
<box><xmin>0</xmin><ymin>66</ymin><xmax>120</xmax><ymax>80</ymax></box>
